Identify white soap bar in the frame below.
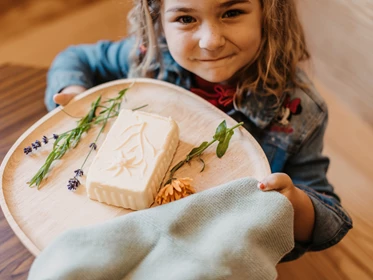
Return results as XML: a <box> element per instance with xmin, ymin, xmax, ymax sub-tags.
<box><xmin>86</xmin><ymin>109</ymin><xmax>179</xmax><ymax>210</ymax></box>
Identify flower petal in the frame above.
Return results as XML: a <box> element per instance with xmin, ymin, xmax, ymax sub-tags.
<box><xmin>174</xmin><ymin>192</ymin><xmax>181</xmax><ymax>200</ymax></box>
<box><xmin>166</xmin><ymin>185</ymin><xmax>174</xmax><ymax>196</ymax></box>
<box><xmin>172</xmin><ymin>180</ymin><xmax>182</xmax><ymax>192</ymax></box>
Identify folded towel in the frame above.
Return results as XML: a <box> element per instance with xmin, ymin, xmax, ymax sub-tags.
<box><xmin>28</xmin><ymin>177</ymin><xmax>294</xmax><ymax>280</ymax></box>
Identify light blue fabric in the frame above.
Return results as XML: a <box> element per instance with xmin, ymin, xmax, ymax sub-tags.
<box><xmin>28</xmin><ymin>177</ymin><xmax>294</xmax><ymax>280</ymax></box>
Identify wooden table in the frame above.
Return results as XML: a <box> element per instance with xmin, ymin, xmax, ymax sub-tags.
<box><xmin>0</xmin><ymin>64</ymin><xmax>47</xmax><ymax>279</ymax></box>
<box><xmin>1</xmin><ymin>64</ymin><xmax>373</xmax><ymax>280</ymax></box>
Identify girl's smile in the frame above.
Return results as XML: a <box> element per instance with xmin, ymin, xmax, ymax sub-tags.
<box><xmin>194</xmin><ymin>54</ymin><xmax>234</xmax><ymax>62</ymax></box>
<box><xmin>162</xmin><ymin>0</ymin><xmax>262</xmax><ymax>84</ymax></box>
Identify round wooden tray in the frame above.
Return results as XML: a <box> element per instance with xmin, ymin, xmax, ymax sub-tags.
<box><xmin>0</xmin><ymin>78</ymin><xmax>270</xmax><ymax>256</ymax></box>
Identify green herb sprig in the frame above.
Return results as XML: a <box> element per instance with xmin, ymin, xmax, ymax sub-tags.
<box><xmin>28</xmin><ymin>96</ymin><xmax>102</xmax><ymax>189</ymax></box>
<box><xmin>164</xmin><ymin>120</ymin><xmax>243</xmax><ymax>185</ymax></box>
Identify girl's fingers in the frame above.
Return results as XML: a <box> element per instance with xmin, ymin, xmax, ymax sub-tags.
<box><xmin>53</xmin><ymin>85</ymin><xmax>87</xmax><ymax>106</ymax></box>
<box><xmin>53</xmin><ymin>92</ymin><xmax>79</xmax><ymax>106</ymax></box>
<box><xmin>257</xmin><ymin>173</ymin><xmax>293</xmax><ymax>192</ymax></box>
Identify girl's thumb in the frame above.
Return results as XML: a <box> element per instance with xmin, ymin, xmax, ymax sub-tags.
<box><xmin>53</xmin><ymin>92</ymin><xmax>79</xmax><ymax>106</ymax></box>
<box><xmin>257</xmin><ymin>173</ymin><xmax>292</xmax><ymax>192</ymax></box>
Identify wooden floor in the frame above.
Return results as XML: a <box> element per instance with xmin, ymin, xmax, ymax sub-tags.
<box><xmin>0</xmin><ymin>1</ymin><xmax>373</xmax><ymax>279</ymax></box>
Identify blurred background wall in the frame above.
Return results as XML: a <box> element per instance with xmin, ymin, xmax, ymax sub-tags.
<box><xmin>0</xmin><ymin>0</ymin><xmax>130</xmax><ymax>66</ymax></box>
<box><xmin>0</xmin><ymin>0</ymin><xmax>107</xmax><ymax>42</ymax></box>
<box><xmin>298</xmin><ymin>0</ymin><xmax>373</xmax><ymax>127</ymax></box>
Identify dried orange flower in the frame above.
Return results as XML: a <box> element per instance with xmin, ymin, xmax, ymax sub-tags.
<box><xmin>156</xmin><ymin>177</ymin><xmax>196</xmax><ymax>205</ymax></box>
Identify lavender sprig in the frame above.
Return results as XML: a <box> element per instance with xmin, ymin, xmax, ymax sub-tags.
<box><xmin>28</xmin><ymin>96</ymin><xmax>102</xmax><ymax>189</ymax></box>
<box><xmin>24</xmin><ymin>136</ymin><xmax>54</xmax><ymax>155</ymax></box>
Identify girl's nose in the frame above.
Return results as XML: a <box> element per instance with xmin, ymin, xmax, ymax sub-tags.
<box><xmin>198</xmin><ymin>24</ymin><xmax>225</xmax><ymax>51</ymax></box>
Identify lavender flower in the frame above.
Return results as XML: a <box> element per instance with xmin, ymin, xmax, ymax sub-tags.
<box><xmin>67</xmin><ymin>177</ymin><xmax>80</xmax><ymax>191</ymax></box>
<box><xmin>42</xmin><ymin>136</ymin><xmax>48</xmax><ymax>144</ymax></box>
<box><xmin>89</xmin><ymin>143</ymin><xmax>97</xmax><ymax>150</ymax></box>
<box><xmin>24</xmin><ymin>146</ymin><xmax>32</xmax><ymax>155</ymax></box>
<box><xmin>53</xmin><ymin>134</ymin><xmax>59</xmax><ymax>140</ymax></box>
<box><xmin>74</xmin><ymin>169</ymin><xmax>84</xmax><ymax>177</ymax></box>
<box><xmin>32</xmin><ymin>140</ymin><xmax>42</xmax><ymax>150</ymax></box>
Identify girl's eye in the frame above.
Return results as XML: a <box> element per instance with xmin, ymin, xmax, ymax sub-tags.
<box><xmin>222</xmin><ymin>9</ymin><xmax>243</xmax><ymax>18</ymax></box>
<box><xmin>176</xmin><ymin>16</ymin><xmax>196</xmax><ymax>24</ymax></box>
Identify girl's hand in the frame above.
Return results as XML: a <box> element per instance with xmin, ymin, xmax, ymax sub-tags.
<box><xmin>53</xmin><ymin>85</ymin><xmax>87</xmax><ymax>106</ymax></box>
<box><xmin>258</xmin><ymin>173</ymin><xmax>315</xmax><ymax>242</ymax></box>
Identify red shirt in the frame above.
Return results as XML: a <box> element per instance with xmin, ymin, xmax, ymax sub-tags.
<box><xmin>190</xmin><ymin>75</ymin><xmax>236</xmax><ymax>113</ymax></box>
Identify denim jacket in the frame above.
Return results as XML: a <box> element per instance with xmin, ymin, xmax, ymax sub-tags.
<box><xmin>45</xmin><ymin>38</ymin><xmax>352</xmax><ymax>261</ymax></box>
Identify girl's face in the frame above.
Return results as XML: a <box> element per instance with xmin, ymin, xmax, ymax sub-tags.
<box><xmin>161</xmin><ymin>0</ymin><xmax>262</xmax><ymax>84</ymax></box>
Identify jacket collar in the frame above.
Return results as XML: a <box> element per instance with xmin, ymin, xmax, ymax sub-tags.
<box><xmin>162</xmin><ymin>50</ymin><xmax>284</xmax><ymax>129</ymax></box>
<box><xmin>234</xmin><ymin>90</ymin><xmax>285</xmax><ymax>129</ymax></box>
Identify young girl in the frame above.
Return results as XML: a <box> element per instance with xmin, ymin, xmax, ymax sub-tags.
<box><xmin>45</xmin><ymin>0</ymin><xmax>352</xmax><ymax>261</ymax></box>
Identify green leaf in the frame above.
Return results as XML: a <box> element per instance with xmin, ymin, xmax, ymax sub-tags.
<box><xmin>213</xmin><ymin>120</ymin><xmax>227</xmax><ymax>142</ymax></box>
<box><xmin>216</xmin><ymin>130</ymin><xmax>234</xmax><ymax>158</ymax></box>
<box><xmin>199</xmin><ymin>157</ymin><xmax>205</xmax><ymax>172</ymax></box>
<box><xmin>132</xmin><ymin>104</ymin><xmax>148</xmax><ymax>111</ymax></box>
<box><xmin>186</xmin><ymin>141</ymin><xmax>209</xmax><ymax>161</ymax></box>
<box><xmin>87</xmin><ymin>96</ymin><xmax>101</xmax><ymax>122</ymax></box>
<box><xmin>117</xmin><ymin>88</ymin><xmax>129</xmax><ymax>99</ymax></box>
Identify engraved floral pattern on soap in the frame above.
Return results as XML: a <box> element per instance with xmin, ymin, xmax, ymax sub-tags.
<box><xmin>106</xmin><ymin>119</ymin><xmax>158</xmax><ymax>177</ymax></box>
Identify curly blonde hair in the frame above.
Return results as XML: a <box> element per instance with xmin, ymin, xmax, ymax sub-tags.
<box><xmin>127</xmin><ymin>0</ymin><xmax>310</xmax><ymax>100</ymax></box>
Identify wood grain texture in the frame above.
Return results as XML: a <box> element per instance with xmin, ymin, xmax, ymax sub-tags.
<box><xmin>0</xmin><ymin>65</ymin><xmax>47</xmax><ymax>280</ymax></box>
<box><xmin>298</xmin><ymin>0</ymin><xmax>373</xmax><ymax>126</ymax></box>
